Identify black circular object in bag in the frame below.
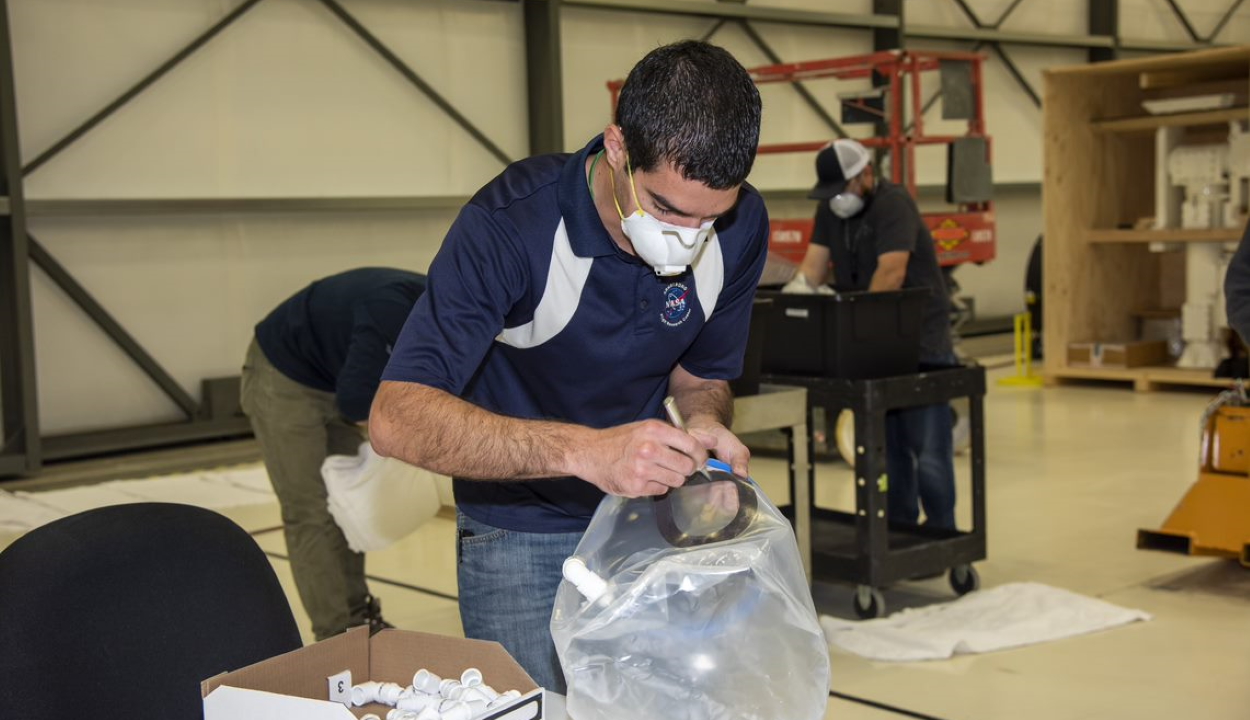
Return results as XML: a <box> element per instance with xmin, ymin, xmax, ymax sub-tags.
<box><xmin>653</xmin><ymin>461</ymin><xmax>758</xmax><ymax>548</ymax></box>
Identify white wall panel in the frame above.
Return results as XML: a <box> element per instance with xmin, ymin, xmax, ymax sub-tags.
<box><xmin>6</xmin><ymin>0</ymin><xmax>1248</xmax><ymax>431</ymax></box>
<box><xmin>29</xmin><ymin>211</ymin><xmax>456</xmax><ymax>433</ymax></box>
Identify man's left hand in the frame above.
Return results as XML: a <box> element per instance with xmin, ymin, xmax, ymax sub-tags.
<box><xmin>686</xmin><ymin>420</ymin><xmax>750</xmax><ymax>477</ymax></box>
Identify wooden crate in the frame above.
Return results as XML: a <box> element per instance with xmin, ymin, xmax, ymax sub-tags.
<box><xmin>1042</xmin><ymin>46</ymin><xmax>1250</xmax><ymax>392</ymax></box>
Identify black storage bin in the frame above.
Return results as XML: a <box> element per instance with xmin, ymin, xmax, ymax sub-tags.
<box><xmin>756</xmin><ymin>288</ymin><xmax>928</xmax><ymax>379</ymax></box>
<box><xmin>729</xmin><ymin>297</ymin><xmax>772</xmax><ymax>396</ymax></box>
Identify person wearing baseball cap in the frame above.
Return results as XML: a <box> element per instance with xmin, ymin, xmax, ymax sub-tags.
<box><xmin>786</xmin><ymin>138</ymin><xmax>958</xmax><ymax>531</ymax></box>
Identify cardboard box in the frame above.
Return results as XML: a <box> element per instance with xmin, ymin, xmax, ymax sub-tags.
<box><xmin>203</xmin><ymin>627</ymin><xmax>544</xmax><ymax>720</ymax></box>
<box><xmin>1066</xmin><ymin>340</ymin><xmax>1169</xmax><ymax>368</ymax></box>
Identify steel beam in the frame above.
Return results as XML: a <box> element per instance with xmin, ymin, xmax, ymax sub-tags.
<box><xmin>737</xmin><ymin>21</ymin><xmax>846</xmax><ymax>139</ymax></box>
<box><xmin>40</xmin><ymin>418</ymin><xmax>253</xmax><ymax>463</ymax></box>
<box><xmin>991</xmin><ymin>0</ymin><xmax>1029</xmax><ymax>28</ymax></box>
<box><xmin>1209</xmin><ymin>0</ymin><xmax>1247</xmax><ymax>42</ymax></box>
<box><xmin>0</xmin><ymin>0</ymin><xmax>39</xmax><ymax>473</ymax></box>
<box><xmin>944</xmin><ymin>0</ymin><xmax>1041</xmax><ymax>108</ymax></box>
<box><xmin>907</xmin><ymin>23</ymin><xmax>1114</xmax><ymax>49</ymax></box>
<box><xmin>23</xmin><ymin>196</ymin><xmax>472</xmax><ymax>217</ymax></box>
<box><xmin>317</xmin><ymin>0</ymin><xmax>514</xmax><ymax>166</ymax></box>
<box><xmin>524</xmin><ymin>0</ymin><xmax>564</xmax><ymax>155</ymax></box>
<box><xmin>22</xmin><ymin>0</ymin><xmax>266</xmax><ymax>178</ymax></box>
<box><xmin>1088</xmin><ymin>0</ymin><xmax>1119</xmax><ymax>63</ymax></box>
<box><xmin>872</xmin><ymin>0</ymin><xmax>903</xmax><ymax>51</ymax></box>
<box><xmin>563</xmin><ymin>0</ymin><xmax>898</xmax><ymax>29</ymax></box>
<box><xmin>27</xmin><ymin>235</ymin><xmax>200</xmax><ymax>418</ymax></box>
<box><xmin>1163</xmin><ymin>0</ymin><xmax>1202</xmax><ymax>43</ymax></box>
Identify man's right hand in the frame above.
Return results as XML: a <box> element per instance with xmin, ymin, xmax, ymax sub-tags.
<box><xmin>573</xmin><ymin>420</ymin><xmax>709</xmax><ymax>498</ymax></box>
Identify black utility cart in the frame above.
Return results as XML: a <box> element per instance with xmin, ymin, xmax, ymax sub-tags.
<box><xmin>754</xmin><ymin>288</ymin><xmax>988</xmax><ymax>619</ymax></box>
<box><xmin>762</xmin><ymin>365</ymin><xmax>987</xmax><ymax>619</ymax></box>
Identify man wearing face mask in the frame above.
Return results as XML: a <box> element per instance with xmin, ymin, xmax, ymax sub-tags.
<box><xmin>369</xmin><ymin>41</ymin><xmax>767</xmax><ymax>692</ymax></box>
<box><xmin>790</xmin><ymin>138</ymin><xmax>957</xmax><ymax>531</ymax></box>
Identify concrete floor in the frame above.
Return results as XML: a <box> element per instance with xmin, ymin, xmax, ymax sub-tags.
<box><xmin>8</xmin><ymin>359</ymin><xmax>1249</xmax><ymax>719</ymax></box>
<box><xmin>243</xmin><ymin>364</ymin><xmax>1249</xmax><ymax>720</ymax></box>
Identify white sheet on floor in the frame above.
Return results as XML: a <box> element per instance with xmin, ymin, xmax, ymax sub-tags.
<box><xmin>106</xmin><ymin>474</ymin><xmax>273</xmax><ymax>508</ymax></box>
<box><xmin>820</xmin><ymin>582</ymin><xmax>1151</xmax><ymax>662</ymax></box>
<box><xmin>2</xmin><ymin>465</ymin><xmax>276</xmax><ymax>538</ymax></box>
<box><xmin>15</xmin><ymin>484</ymin><xmax>150</xmax><ymax>515</ymax></box>
<box><xmin>0</xmin><ymin>491</ymin><xmax>67</xmax><ymax>532</ymax></box>
<box><xmin>202</xmin><ymin>465</ymin><xmax>275</xmax><ymax>496</ymax></box>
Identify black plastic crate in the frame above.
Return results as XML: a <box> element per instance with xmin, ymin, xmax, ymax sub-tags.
<box><xmin>756</xmin><ymin>288</ymin><xmax>928</xmax><ymax>379</ymax></box>
<box><xmin>729</xmin><ymin>297</ymin><xmax>772</xmax><ymax>397</ymax></box>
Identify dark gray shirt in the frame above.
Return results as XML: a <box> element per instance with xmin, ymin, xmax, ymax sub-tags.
<box><xmin>809</xmin><ymin>180</ymin><xmax>952</xmax><ymax>361</ymax></box>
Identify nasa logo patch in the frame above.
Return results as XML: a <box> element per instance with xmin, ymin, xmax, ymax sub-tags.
<box><xmin>661</xmin><ymin>282</ymin><xmax>692</xmax><ymax>327</ymax></box>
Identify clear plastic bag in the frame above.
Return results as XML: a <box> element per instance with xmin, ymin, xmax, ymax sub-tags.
<box><xmin>551</xmin><ymin>461</ymin><xmax>830</xmax><ymax>720</ymax></box>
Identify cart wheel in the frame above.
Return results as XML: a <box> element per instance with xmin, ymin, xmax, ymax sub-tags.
<box><xmin>949</xmin><ymin>564</ymin><xmax>980</xmax><ymax>596</ymax></box>
<box><xmin>853</xmin><ymin>586</ymin><xmax>886</xmax><ymax>620</ymax></box>
<box><xmin>835</xmin><ymin>410</ymin><xmax>856</xmax><ymax>463</ymax></box>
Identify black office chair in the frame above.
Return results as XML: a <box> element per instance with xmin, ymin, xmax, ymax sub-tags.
<box><xmin>0</xmin><ymin>502</ymin><xmax>303</xmax><ymax>720</ymax></box>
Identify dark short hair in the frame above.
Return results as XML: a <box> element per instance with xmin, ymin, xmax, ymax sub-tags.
<box><xmin>615</xmin><ymin>41</ymin><xmax>761</xmax><ymax>190</ymax></box>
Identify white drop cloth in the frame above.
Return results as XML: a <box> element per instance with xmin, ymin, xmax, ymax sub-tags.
<box><xmin>820</xmin><ymin>582</ymin><xmax>1151</xmax><ymax>662</ymax></box>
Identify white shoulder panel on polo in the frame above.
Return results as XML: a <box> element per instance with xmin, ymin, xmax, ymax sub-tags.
<box><xmin>692</xmin><ymin>231</ymin><xmax>724</xmax><ymax>322</ymax></box>
<box><xmin>497</xmin><ymin>219</ymin><xmax>593</xmax><ymax>349</ymax></box>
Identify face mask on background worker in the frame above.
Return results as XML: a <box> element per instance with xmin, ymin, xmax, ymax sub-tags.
<box><xmin>829</xmin><ymin>189</ymin><xmax>865</xmax><ymax>219</ymax></box>
<box><xmin>612</xmin><ymin>157</ymin><xmax>714</xmax><ymax>277</ymax></box>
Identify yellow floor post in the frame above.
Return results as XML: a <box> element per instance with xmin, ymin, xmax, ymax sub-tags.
<box><xmin>998</xmin><ymin>312</ymin><xmax>1044</xmax><ymax>387</ymax></box>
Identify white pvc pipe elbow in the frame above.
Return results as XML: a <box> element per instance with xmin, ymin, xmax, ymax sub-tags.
<box><xmin>378</xmin><ymin>682</ymin><xmax>405</xmax><ymax>705</ymax></box>
<box><xmin>353</xmin><ymin>681</ymin><xmax>383</xmax><ymax>706</ymax></box>
<box><xmin>412</xmin><ymin>669</ymin><xmax>442</xmax><ymax>695</ymax></box>
<box><xmin>563</xmin><ymin>556</ymin><xmax>607</xmax><ymax>602</ymax></box>
<box><xmin>460</xmin><ymin>667</ymin><xmax>483</xmax><ymax>687</ymax></box>
<box><xmin>397</xmin><ymin>693</ymin><xmax>436</xmax><ymax>713</ymax></box>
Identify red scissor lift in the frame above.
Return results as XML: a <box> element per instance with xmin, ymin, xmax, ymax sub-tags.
<box><xmin>609</xmin><ymin>49</ymin><xmax>997</xmax><ymax>271</ymax></box>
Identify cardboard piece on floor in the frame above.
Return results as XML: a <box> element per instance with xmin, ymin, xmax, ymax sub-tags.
<box><xmin>1066</xmin><ymin>340</ymin><xmax>1168</xmax><ymax>368</ymax></box>
<box><xmin>203</xmin><ymin>627</ymin><xmax>544</xmax><ymax>720</ymax></box>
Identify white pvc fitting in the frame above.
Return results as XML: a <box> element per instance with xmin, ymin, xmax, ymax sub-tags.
<box><xmin>459</xmin><ymin>667</ymin><xmax>483</xmax><ymax>687</ymax></box>
<box><xmin>412</xmin><ymin>669</ymin><xmax>442</xmax><ymax>695</ymax></box>
<box><xmin>397</xmin><ymin>693</ymin><xmax>436</xmax><ymax>712</ymax></box>
<box><xmin>439</xmin><ymin>678</ymin><xmax>463</xmax><ymax>698</ymax></box>
<box><xmin>353</xmin><ymin>681</ymin><xmax>383</xmax><ymax>707</ymax></box>
<box><xmin>488</xmin><ymin>689</ymin><xmax>521</xmax><ymax>708</ymax></box>
<box><xmin>465</xmin><ymin>698</ymin><xmax>490</xmax><ymax>717</ymax></box>
<box><xmin>475</xmin><ymin>684</ymin><xmax>499</xmax><ymax>701</ymax></box>
<box><xmin>378</xmin><ymin>682</ymin><xmax>406</xmax><ymax>706</ymax></box>
<box><xmin>439</xmin><ymin>699</ymin><xmax>473</xmax><ymax>720</ymax></box>
<box><xmin>386</xmin><ymin>710</ymin><xmax>418</xmax><ymax>720</ymax></box>
<box><xmin>563</xmin><ymin>557</ymin><xmax>607</xmax><ymax>602</ymax></box>
<box><xmin>462</xmin><ymin>687</ymin><xmax>493</xmax><ymax>705</ymax></box>
<box><xmin>415</xmin><ymin>708</ymin><xmax>441</xmax><ymax>720</ymax></box>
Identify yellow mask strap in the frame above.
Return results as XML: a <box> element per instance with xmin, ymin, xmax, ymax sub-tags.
<box><xmin>609</xmin><ymin>154</ymin><xmax>643</xmax><ymax>220</ymax></box>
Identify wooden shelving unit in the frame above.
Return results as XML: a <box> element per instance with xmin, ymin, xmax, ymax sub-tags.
<box><xmin>1091</xmin><ymin>106</ymin><xmax>1249</xmax><ymax>133</ymax></box>
<box><xmin>1086</xmin><ymin>228</ymin><xmax>1244</xmax><ymax>244</ymax></box>
<box><xmin>1042</xmin><ymin>46</ymin><xmax>1250</xmax><ymax>393</ymax></box>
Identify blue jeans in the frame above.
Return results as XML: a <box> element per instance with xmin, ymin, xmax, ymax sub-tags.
<box><xmin>457</xmin><ymin>511</ymin><xmax>584</xmax><ymax>694</ymax></box>
<box><xmin>885</xmin><ymin>401</ymin><xmax>957</xmax><ymax>530</ymax></box>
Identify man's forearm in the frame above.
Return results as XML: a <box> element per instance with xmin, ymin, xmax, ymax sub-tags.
<box><xmin>670</xmin><ymin>374</ymin><xmax>734</xmax><ymax>429</ymax></box>
<box><xmin>868</xmin><ymin>266</ymin><xmax>906</xmax><ymax>291</ymax></box>
<box><xmin>369</xmin><ymin>381</ymin><xmax>588</xmax><ymax>481</ymax></box>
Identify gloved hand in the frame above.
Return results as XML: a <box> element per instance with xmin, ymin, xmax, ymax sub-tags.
<box><xmin>781</xmin><ymin>274</ymin><xmax>835</xmax><ymax>295</ymax></box>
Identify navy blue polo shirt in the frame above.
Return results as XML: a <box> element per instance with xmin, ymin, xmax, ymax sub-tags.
<box><xmin>382</xmin><ymin>135</ymin><xmax>769</xmax><ymax>533</ymax></box>
<box><xmin>255</xmin><ymin>267</ymin><xmax>427</xmax><ymax>423</ymax></box>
